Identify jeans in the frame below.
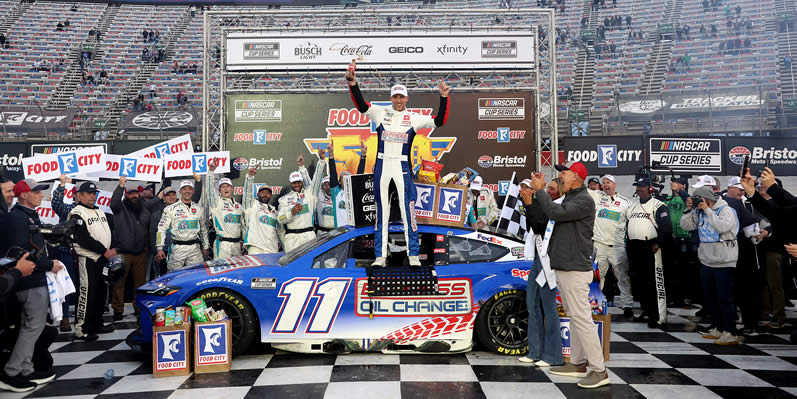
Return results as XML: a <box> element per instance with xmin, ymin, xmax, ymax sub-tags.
<box><xmin>700</xmin><ymin>265</ymin><xmax>737</xmax><ymax>334</ymax></box>
<box><xmin>526</xmin><ymin>257</ymin><xmax>563</xmax><ymax>365</ymax></box>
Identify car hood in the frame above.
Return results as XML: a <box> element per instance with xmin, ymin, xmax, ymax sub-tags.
<box><xmin>145</xmin><ymin>253</ymin><xmax>284</xmax><ymax>286</ymax></box>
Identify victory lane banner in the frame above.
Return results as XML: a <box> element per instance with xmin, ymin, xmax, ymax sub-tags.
<box><xmin>22</xmin><ymin>146</ymin><xmax>105</xmax><ymax>181</ymax></box>
<box><xmin>128</xmin><ymin>134</ymin><xmax>194</xmax><ymax>159</ymax></box>
<box><xmin>86</xmin><ymin>154</ymin><xmax>164</xmax><ymax>182</ymax></box>
<box><xmin>164</xmin><ymin>151</ymin><xmax>230</xmax><ymax>178</ymax></box>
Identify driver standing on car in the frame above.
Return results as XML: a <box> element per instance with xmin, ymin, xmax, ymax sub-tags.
<box><xmin>243</xmin><ymin>168</ymin><xmax>280</xmax><ymax>254</ymax></box>
<box><xmin>206</xmin><ymin>160</ymin><xmax>242</xmax><ymax>258</ymax></box>
<box><xmin>278</xmin><ymin>167</ymin><xmax>315</xmax><ymax>253</ymax></box>
<box><xmin>155</xmin><ymin>180</ymin><xmax>208</xmax><ymax>271</ymax></box>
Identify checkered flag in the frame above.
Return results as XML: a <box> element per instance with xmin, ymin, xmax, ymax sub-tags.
<box><xmin>496</xmin><ymin>172</ymin><xmax>527</xmax><ymax>240</ymax></box>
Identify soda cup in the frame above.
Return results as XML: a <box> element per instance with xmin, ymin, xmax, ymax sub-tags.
<box><xmin>154</xmin><ymin>308</ymin><xmax>165</xmax><ymax>327</ymax></box>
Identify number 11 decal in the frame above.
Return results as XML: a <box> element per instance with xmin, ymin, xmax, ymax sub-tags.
<box><xmin>271</xmin><ymin>278</ymin><xmax>351</xmax><ymax>334</ymax></box>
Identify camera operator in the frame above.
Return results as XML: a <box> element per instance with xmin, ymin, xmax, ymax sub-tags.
<box><xmin>0</xmin><ymin>176</ymin><xmax>36</xmax><ymax>298</ymax></box>
<box><xmin>1</xmin><ymin>179</ymin><xmax>62</xmax><ymax>392</ymax></box>
<box><xmin>661</xmin><ymin>176</ymin><xmax>698</xmax><ymax>307</ymax></box>
<box><xmin>69</xmin><ymin>182</ymin><xmax>115</xmax><ymax>341</ymax></box>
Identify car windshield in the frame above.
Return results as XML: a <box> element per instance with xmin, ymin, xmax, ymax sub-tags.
<box><xmin>278</xmin><ymin>227</ymin><xmax>349</xmax><ymax>265</ymax></box>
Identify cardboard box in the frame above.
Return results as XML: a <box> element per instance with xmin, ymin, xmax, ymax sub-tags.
<box><xmin>559</xmin><ymin>314</ymin><xmax>611</xmax><ymax>362</ymax></box>
<box><xmin>429</xmin><ymin>183</ymin><xmax>468</xmax><ymax>227</ymax></box>
<box><xmin>193</xmin><ymin>319</ymin><xmax>232</xmax><ymax>373</ymax></box>
<box><xmin>153</xmin><ymin>323</ymin><xmax>192</xmax><ymax>377</ymax></box>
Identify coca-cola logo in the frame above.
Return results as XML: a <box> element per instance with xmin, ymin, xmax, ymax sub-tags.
<box><xmin>362</xmin><ymin>193</ymin><xmax>374</xmax><ymax>203</ymax></box>
<box><xmin>330</xmin><ymin>43</ymin><xmax>374</xmax><ymax>57</ymax></box>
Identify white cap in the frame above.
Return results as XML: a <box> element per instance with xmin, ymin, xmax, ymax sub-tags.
<box><xmin>322</xmin><ymin>175</ymin><xmax>330</xmax><ymax>184</ymax></box>
<box><xmin>600</xmin><ymin>174</ymin><xmax>616</xmax><ymax>183</ymax></box>
<box><xmin>520</xmin><ymin>179</ymin><xmax>532</xmax><ymax>188</ymax></box>
<box><xmin>727</xmin><ymin>176</ymin><xmax>743</xmax><ymax>189</ymax></box>
<box><xmin>390</xmin><ymin>84</ymin><xmax>408</xmax><ymax>97</ymax></box>
<box><xmin>289</xmin><ymin>171</ymin><xmax>303</xmax><ymax>183</ymax></box>
<box><xmin>179</xmin><ymin>180</ymin><xmax>194</xmax><ymax>189</ymax></box>
<box><xmin>469</xmin><ymin>176</ymin><xmax>483</xmax><ymax>191</ymax></box>
<box><xmin>217</xmin><ymin>177</ymin><xmax>232</xmax><ymax>189</ymax></box>
<box><xmin>691</xmin><ymin>175</ymin><xmax>717</xmax><ymax>188</ymax></box>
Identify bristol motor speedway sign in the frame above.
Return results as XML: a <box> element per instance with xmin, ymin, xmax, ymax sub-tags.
<box><xmin>725</xmin><ymin>137</ymin><xmax>797</xmax><ymax>175</ymax></box>
<box><xmin>22</xmin><ymin>147</ymin><xmax>105</xmax><ymax>181</ymax></box>
<box><xmin>163</xmin><ymin>151</ymin><xmax>230</xmax><ymax>178</ymax></box>
<box><xmin>649</xmin><ymin>137</ymin><xmax>723</xmax><ymax>174</ymax></box>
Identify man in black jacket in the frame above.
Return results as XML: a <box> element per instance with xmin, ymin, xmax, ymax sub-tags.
<box><xmin>0</xmin><ymin>176</ymin><xmax>35</xmax><ymax>299</ymax></box>
<box><xmin>109</xmin><ymin>176</ymin><xmax>151</xmax><ymax>321</ymax></box>
<box><xmin>1</xmin><ymin>179</ymin><xmax>62</xmax><ymax>393</ymax></box>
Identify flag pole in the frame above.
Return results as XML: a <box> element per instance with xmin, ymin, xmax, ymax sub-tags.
<box><xmin>496</xmin><ymin>171</ymin><xmax>516</xmax><ymax>227</ymax></box>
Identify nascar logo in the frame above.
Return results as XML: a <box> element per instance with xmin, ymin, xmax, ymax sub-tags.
<box><xmin>355</xmin><ymin>278</ymin><xmax>472</xmax><ymax>317</ymax></box>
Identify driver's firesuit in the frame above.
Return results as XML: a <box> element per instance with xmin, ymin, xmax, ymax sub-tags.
<box><xmin>278</xmin><ymin>170</ymin><xmax>315</xmax><ymax>253</ymax></box>
<box><xmin>242</xmin><ymin>173</ymin><xmax>280</xmax><ymax>254</ymax></box>
<box><xmin>348</xmin><ymin>83</ymin><xmax>449</xmax><ymax>260</ymax></box>
<box><xmin>206</xmin><ymin>173</ymin><xmax>243</xmax><ymax>258</ymax></box>
<box><xmin>157</xmin><ymin>200</ymin><xmax>209</xmax><ymax>271</ymax></box>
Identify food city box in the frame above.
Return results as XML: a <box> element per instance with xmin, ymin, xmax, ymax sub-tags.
<box><xmin>559</xmin><ymin>314</ymin><xmax>611</xmax><ymax>362</ymax></box>
<box><xmin>152</xmin><ymin>323</ymin><xmax>192</xmax><ymax>377</ymax></box>
<box><xmin>193</xmin><ymin>319</ymin><xmax>232</xmax><ymax>373</ymax></box>
<box><xmin>425</xmin><ymin>183</ymin><xmax>468</xmax><ymax>228</ymax></box>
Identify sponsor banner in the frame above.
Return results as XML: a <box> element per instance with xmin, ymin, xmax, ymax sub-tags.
<box><xmin>127</xmin><ymin>134</ymin><xmax>194</xmax><ymax>159</ymax></box>
<box><xmin>561</xmin><ymin>136</ymin><xmax>645</xmax><ymax>175</ymax></box>
<box><xmin>121</xmin><ymin>110</ymin><xmax>198</xmax><ymax>133</ymax></box>
<box><xmin>618</xmin><ymin>92</ymin><xmax>763</xmax><ymax>121</ymax></box>
<box><xmin>355</xmin><ymin>278</ymin><xmax>473</xmax><ymax>317</ymax></box>
<box><xmin>231</xmin><ymin>130</ymin><xmax>283</xmax><ymax>144</ymax></box>
<box><xmin>649</xmin><ymin>137</ymin><xmax>723</xmax><ymax>174</ymax></box>
<box><xmin>30</xmin><ymin>142</ymin><xmax>109</xmax><ymax>156</ymax></box>
<box><xmin>163</xmin><ymin>151</ymin><xmax>230</xmax><ymax>178</ymax></box>
<box><xmin>478</xmin><ymin>98</ymin><xmax>526</xmax><ymax>120</ymax></box>
<box><xmin>724</xmin><ymin>137</ymin><xmax>797</xmax><ymax>175</ymax></box>
<box><xmin>36</xmin><ymin>200</ymin><xmax>60</xmax><ymax>225</ymax></box>
<box><xmin>155</xmin><ymin>329</ymin><xmax>188</xmax><ymax>372</ymax></box>
<box><xmin>23</xmin><ymin>147</ymin><xmax>105</xmax><ymax>181</ymax></box>
<box><xmin>0</xmin><ymin>109</ymin><xmax>75</xmax><ymax>134</ymax></box>
<box><xmin>226</xmin><ymin>31</ymin><xmax>535</xmax><ymax>71</ymax></box>
<box><xmin>233</xmin><ymin>100</ymin><xmax>282</xmax><ymax>123</ymax></box>
<box><xmin>0</xmin><ymin>143</ymin><xmax>27</xmax><ymax>181</ymax></box>
<box><xmin>86</xmin><ymin>154</ymin><xmax>164</xmax><ymax>182</ymax></box>
<box><xmin>195</xmin><ymin>321</ymin><xmax>230</xmax><ymax>367</ymax></box>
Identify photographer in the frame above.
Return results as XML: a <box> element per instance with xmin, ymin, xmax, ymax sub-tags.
<box><xmin>0</xmin><ymin>176</ymin><xmax>36</xmax><ymax>298</ymax></box>
<box><xmin>661</xmin><ymin>176</ymin><xmax>698</xmax><ymax>307</ymax></box>
<box><xmin>1</xmin><ymin>179</ymin><xmax>62</xmax><ymax>392</ymax></box>
<box><xmin>69</xmin><ymin>182</ymin><xmax>115</xmax><ymax>341</ymax></box>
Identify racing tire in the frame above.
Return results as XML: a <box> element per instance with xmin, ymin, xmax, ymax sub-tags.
<box><xmin>194</xmin><ymin>288</ymin><xmax>258</xmax><ymax>356</ymax></box>
<box><xmin>475</xmin><ymin>289</ymin><xmax>528</xmax><ymax>356</ymax></box>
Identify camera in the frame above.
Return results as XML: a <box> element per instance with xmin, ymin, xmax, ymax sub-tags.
<box><xmin>691</xmin><ymin>196</ymin><xmax>703</xmax><ymax>209</ymax></box>
<box><xmin>32</xmin><ymin>219</ymin><xmax>78</xmax><ymax>247</ymax></box>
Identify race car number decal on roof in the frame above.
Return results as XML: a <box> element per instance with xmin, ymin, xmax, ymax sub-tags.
<box><xmin>355</xmin><ymin>278</ymin><xmax>473</xmax><ymax>317</ymax></box>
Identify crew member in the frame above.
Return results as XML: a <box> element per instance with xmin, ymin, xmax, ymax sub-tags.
<box><xmin>467</xmin><ymin>176</ymin><xmax>499</xmax><ymax>230</ymax></box>
<box><xmin>316</xmin><ymin>176</ymin><xmax>335</xmax><ymax>233</ymax></box>
<box><xmin>69</xmin><ymin>182</ymin><xmax>115</xmax><ymax>341</ymax></box>
<box><xmin>278</xmin><ymin>169</ymin><xmax>315</xmax><ymax>253</ymax></box>
<box><xmin>146</xmin><ymin>175</ymin><xmax>201</xmax><ymax>278</ymax></box>
<box><xmin>206</xmin><ymin>160</ymin><xmax>242</xmax><ymax>258</ymax></box>
<box><xmin>346</xmin><ymin>59</ymin><xmax>450</xmax><ymax>267</ymax></box>
<box><xmin>627</xmin><ymin>176</ymin><xmax>672</xmax><ymax>329</ymax></box>
<box><xmin>589</xmin><ymin>174</ymin><xmax>634</xmax><ymax>317</ymax></box>
<box><xmin>243</xmin><ymin>168</ymin><xmax>280</xmax><ymax>254</ymax></box>
<box><xmin>661</xmin><ymin>176</ymin><xmax>695</xmax><ymax>307</ymax></box>
<box><xmin>587</xmin><ymin>177</ymin><xmax>601</xmax><ymax>191</ymax></box>
<box><xmin>155</xmin><ymin>180</ymin><xmax>208</xmax><ymax>271</ymax></box>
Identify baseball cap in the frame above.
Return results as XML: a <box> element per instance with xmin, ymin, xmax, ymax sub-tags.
<box><xmin>691</xmin><ymin>175</ymin><xmax>717</xmax><ymax>188</ymax></box>
<box><xmin>125</xmin><ymin>183</ymin><xmax>140</xmax><ymax>193</ymax></box>
<box><xmin>470</xmin><ymin>176</ymin><xmax>483</xmax><ymax>191</ymax></box>
<box><xmin>13</xmin><ymin>179</ymin><xmax>49</xmax><ymax>197</ymax></box>
<box><xmin>163</xmin><ymin>187</ymin><xmax>176</xmax><ymax>195</ymax></box>
<box><xmin>692</xmin><ymin>186</ymin><xmax>716</xmax><ymax>201</ymax></box>
<box><xmin>179</xmin><ymin>180</ymin><xmax>194</xmax><ymax>190</ymax></box>
<box><xmin>600</xmin><ymin>174</ymin><xmax>616</xmax><ymax>183</ymax></box>
<box><xmin>727</xmin><ymin>176</ymin><xmax>743</xmax><ymax>190</ymax></box>
<box><xmin>632</xmin><ymin>176</ymin><xmax>651</xmax><ymax>186</ymax></box>
<box><xmin>289</xmin><ymin>171</ymin><xmax>303</xmax><ymax>183</ymax></box>
<box><xmin>257</xmin><ymin>185</ymin><xmax>272</xmax><ymax>194</ymax></box>
<box><xmin>322</xmin><ymin>175</ymin><xmax>330</xmax><ymax>184</ymax></box>
<box><xmin>554</xmin><ymin>161</ymin><xmax>588</xmax><ymax>180</ymax></box>
<box><xmin>671</xmin><ymin>176</ymin><xmax>688</xmax><ymax>185</ymax></box>
<box><xmin>520</xmin><ymin>179</ymin><xmax>532</xmax><ymax>188</ymax></box>
<box><xmin>77</xmin><ymin>181</ymin><xmax>100</xmax><ymax>193</ymax></box>
<box><xmin>587</xmin><ymin>177</ymin><xmax>600</xmax><ymax>186</ymax></box>
<box><xmin>390</xmin><ymin>84</ymin><xmax>408</xmax><ymax>97</ymax></box>
<box><xmin>216</xmin><ymin>177</ymin><xmax>232</xmax><ymax>189</ymax></box>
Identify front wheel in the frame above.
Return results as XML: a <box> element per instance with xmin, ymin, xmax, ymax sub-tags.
<box><xmin>194</xmin><ymin>289</ymin><xmax>258</xmax><ymax>356</ymax></box>
<box><xmin>475</xmin><ymin>289</ymin><xmax>528</xmax><ymax>356</ymax></box>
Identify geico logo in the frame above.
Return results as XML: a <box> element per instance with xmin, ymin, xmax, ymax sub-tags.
<box><xmin>0</xmin><ymin>153</ymin><xmax>23</xmax><ymax>166</ymax></box>
<box><xmin>327</xmin><ymin>108</ymin><xmax>369</xmax><ymax>126</ymax></box>
<box><xmin>493</xmin><ymin>155</ymin><xmax>526</xmax><ymax>164</ymax></box>
<box><xmin>567</xmin><ymin>150</ymin><xmax>642</xmax><ymax>163</ymax></box>
<box><xmin>389</xmin><ymin>46</ymin><xmax>424</xmax><ymax>53</ymax></box>
<box><xmin>752</xmin><ymin>147</ymin><xmax>797</xmax><ymax>160</ymax></box>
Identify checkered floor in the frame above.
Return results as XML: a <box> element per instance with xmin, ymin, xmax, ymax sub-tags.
<box><xmin>4</xmin><ymin>303</ymin><xmax>797</xmax><ymax>399</ymax></box>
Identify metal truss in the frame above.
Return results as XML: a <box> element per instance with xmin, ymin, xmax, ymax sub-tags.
<box><xmin>203</xmin><ymin>8</ymin><xmax>558</xmax><ymax>169</ymax></box>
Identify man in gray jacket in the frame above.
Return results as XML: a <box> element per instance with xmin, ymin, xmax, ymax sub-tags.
<box><xmin>681</xmin><ymin>186</ymin><xmax>741</xmax><ymax>345</ymax></box>
<box><xmin>529</xmin><ymin>161</ymin><xmax>608</xmax><ymax>389</ymax></box>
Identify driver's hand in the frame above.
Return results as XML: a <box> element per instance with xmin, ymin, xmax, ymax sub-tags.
<box><xmin>248</xmin><ymin>167</ymin><xmax>257</xmax><ymax>176</ymax></box>
<box><xmin>155</xmin><ymin>250</ymin><xmax>166</xmax><ymax>261</ymax></box>
<box><xmin>208</xmin><ymin>159</ymin><xmax>217</xmax><ymax>172</ymax></box>
<box><xmin>345</xmin><ymin>59</ymin><xmax>356</xmax><ymax>85</ymax></box>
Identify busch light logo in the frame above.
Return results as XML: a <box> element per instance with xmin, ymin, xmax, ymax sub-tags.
<box><xmin>497</xmin><ymin>127</ymin><xmax>510</xmax><ymax>143</ymax></box>
<box><xmin>154</xmin><ymin>143</ymin><xmax>171</xmax><ymax>158</ymax></box>
<box><xmin>58</xmin><ymin>153</ymin><xmax>78</xmax><ymax>174</ymax></box>
<box><xmin>598</xmin><ymin>145</ymin><xmax>617</xmax><ymax>168</ymax></box>
<box><xmin>414</xmin><ymin>184</ymin><xmax>435</xmax><ymax>218</ymax></box>
<box><xmin>436</xmin><ymin>187</ymin><xmax>463</xmax><ymax>222</ymax></box>
<box><xmin>192</xmin><ymin>154</ymin><xmax>207</xmax><ymax>173</ymax></box>
<box><xmin>498</xmin><ymin>180</ymin><xmax>510</xmax><ymax>196</ymax></box>
<box><xmin>156</xmin><ymin>330</ymin><xmax>186</xmax><ymax>371</ymax></box>
<box><xmin>120</xmin><ymin>158</ymin><xmax>137</xmax><ymax>177</ymax></box>
<box><xmin>197</xmin><ymin>324</ymin><xmax>228</xmax><ymax>365</ymax></box>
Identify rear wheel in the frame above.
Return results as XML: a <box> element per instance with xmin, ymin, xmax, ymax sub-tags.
<box><xmin>194</xmin><ymin>289</ymin><xmax>258</xmax><ymax>356</ymax></box>
<box><xmin>475</xmin><ymin>289</ymin><xmax>528</xmax><ymax>356</ymax></box>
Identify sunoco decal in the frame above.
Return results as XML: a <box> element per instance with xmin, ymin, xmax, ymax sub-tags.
<box><xmin>355</xmin><ymin>278</ymin><xmax>472</xmax><ymax>317</ymax></box>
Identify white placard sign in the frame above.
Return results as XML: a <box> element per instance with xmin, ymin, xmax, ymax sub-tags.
<box><xmin>127</xmin><ymin>134</ymin><xmax>194</xmax><ymax>159</ymax></box>
<box><xmin>22</xmin><ymin>147</ymin><xmax>105</xmax><ymax>181</ymax></box>
<box><xmin>87</xmin><ymin>154</ymin><xmax>163</xmax><ymax>182</ymax></box>
<box><xmin>226</xmin><ymin>31</ymin><xmax>536</xmax><ymax>71</ymax></box>
<box><xmin>163</xmin><ymin>151</ymin><xmax>230</xmax><ymax>178</ymax></box>
<box><xmin>49</xmin><ymin>183</ymin><xmax>114</xmax><ymax>216</ymax></box>
<box><xmin>36</xmin><ymin>200</ymin><xmax>60</xmax><ymax>225</ymax></box>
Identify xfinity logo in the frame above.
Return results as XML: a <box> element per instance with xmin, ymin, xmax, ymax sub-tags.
<box><xmin>389</xmin><ymin>46</ymin><xmax>423</xmax><ymax>54</ymax></box>
<box><xmin>437</xmin><ymin>44</ymin><xmax>468</xmax><ymax>55</ymax></box>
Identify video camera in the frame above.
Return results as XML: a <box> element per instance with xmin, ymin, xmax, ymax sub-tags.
<box><xmin>635</xmin><ymin>161</ymin><xmax>673</xmax><ymax>192</ymax></box>
<box><xmin>31</xmin><ymin>219</ymin><xmax>78</xmax><ymax>247</ymax></box>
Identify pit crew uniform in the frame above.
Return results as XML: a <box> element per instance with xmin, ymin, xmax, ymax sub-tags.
<box><xmin>316</xmin><ymin>176</ymin><xmax>336</xmax><ymax>233</ymax></box>
<box><xmin>588</xmin><ymin>187</ymin><xmax>634</xmax><ymax>308</ymax></box>
<box><xmin>206</xmin><ymin>173</ymin><xmax>243</xmax><ymax>258</ymax></box>
<box><xmin>278</xmin><ymin>170</ymin><xmax>315</xmax><ymax>253</ymax></box>
<box><xmin>626</xmin><ymin>182</ymin><xmax>673</xmax><ymax>327</ymax></box>
<box><xmin>242</xmin><ymin>173</ymin><xmax>280</xmax><ymax>254</ymax></box>
<box><xmin>467</xmin><ymin>187</ymin><xmax>500</xmax><ymax>229</ymax></box>
<box><xmin>157</xmin><ymin>200</ymin><xmax>209</xmax><ymax>271</ymax></box>
<box><xmin>348</xmin><ymin>83</ymin><xmax>449</xmax><ymax>262</ymax></box>
<box><xmin>328</xmin><ymin>152</ymin><xmax>367</xmax><ymax>228</ymax></box>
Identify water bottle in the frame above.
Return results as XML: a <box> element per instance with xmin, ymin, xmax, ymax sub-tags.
<box><xmin>104</xmin><ymin>368</ymin><xmax>114</xmax><ymax>380</ymax></box>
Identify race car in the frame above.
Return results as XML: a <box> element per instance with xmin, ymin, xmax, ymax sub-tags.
<box><xmin>129</xmin><ymin>223</ymin><xmax>533</xmax><ymax>356</ymax></box>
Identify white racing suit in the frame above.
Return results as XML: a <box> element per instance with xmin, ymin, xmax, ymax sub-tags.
<box><xmin>242</xmin><ymin>173</ymin><xmax>280</xmax><ymax>254</ymax></box>
<box><xmin>467</xmin><ymin>189</ymin><xmax>500</xmax><ymax>229</ymax></box>
<box><xmin>588</xmin><ymin>189</ymin><xmax>634</xmax><ymax>308</ymax></box>
<box><xmin>206</xmin><ymin>173</ymin><xmax>243</xmax><ymax>258</ymax></box>
<box><xmin>278</xmin><ymin>167</ymin><xmax>316</xmax><ymax>253</ymax></box>
<box><xmin>316</xmin><ymin>191</ymin><xmax>335</xmax><ymax>232</ymax></box>
<box><xmin>348</xmin><ymin>83</ymin><xmax>449</xmax><ymax>259</ymax></box>
<box><xmin>157</xmin><ymin>200</ymin><xmax>209</xmax><ymax>271</ymax></box>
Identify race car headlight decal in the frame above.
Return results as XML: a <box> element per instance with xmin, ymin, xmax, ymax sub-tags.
<box><xmin>142</xmin><ymin>285</ymin><xmax>182</xmax><ymax>296</ymax></box>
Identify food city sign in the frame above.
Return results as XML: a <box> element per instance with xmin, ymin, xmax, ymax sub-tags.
<box><xmin>226</xmin><ymin>31</ymin><xmax>535</xmax><ymax>71</ymax></box>
<box><xmin>22</xmin><ymin>146</ymin><xmax>105</xmax><ymax>181</ymax></box>
<box><xmin>163</xmin><ymin>151</ymin><xmax>230</xmax><ymax>177</ymax></box>
<box><xmin>85</xmin><ymin>154</ymin><xmax>163</xmax><ymax>182</ymax></box>
<box><xmin>128</xmin><ymin>134</ymin><xmax>194</xmax><ymax>159</ymax></box>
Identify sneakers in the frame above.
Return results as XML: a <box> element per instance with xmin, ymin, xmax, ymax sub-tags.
<box><xmin>550</xmin><ymin>362</ymin><xmax>587</xmax><ymax>377</ymax></box>
<box><xmin>27</xmin><ymin>369</ymin><xmax>55</xmax><ymax>385</ymax></box>
<box><xmin>714</xmin><ymin>331</ymin><xmax>742</xmax><ymax>345</ymax></box>
<box><xmin>98</xmin><ymin>324</ymin><xmax>115</xmax><ymax>334</ymax></box>
<box><xmin>623</xmin><ymin>307</ymin><xmax>634</xmax><ymax>318</ymax></box>
<box><xmin>577</xmin><ymin>370</ymin><xmax>610</xmax><ymax>389</ymax></box>
<box><xmin>701</xmin><ymin>328</ymin><xmax>722</xmax><ymax>340</ymax></box>
<box><xmin>408</xmin><ymin>256</ymin><xmax>421</xmax><ymax>267</ymax></box>
<box><xmin>742</xmin><ymin>328</ymin><xmax>761</xmax><ymax>337</ymax></box>
<box><xmin>74</xmin><ymin>333</ymin><xmax>99</xmax><ymax>342</ymax></box>
<box><xmin>535</xmin><ymin>360</ymin><xmax>553</xmax><ymax>367</ymax></box>
<box><xmin>371</xmin><ymin>257</ymin><xmax>386</xmax><ymax>267</ymax></box>
<box><xmin>0</xmin><ymin>372</ymin><xmax>36</xmax><ymax>393</ymax></box>
<box><xmin>113</xmin><ymin>312</ymin><xmax>124</xmax><ymax>322</ymax></box>
<box><xmin>518</xmin><ymin>356</ymin><xmax>537</xmax><ymax>363</ymax></box>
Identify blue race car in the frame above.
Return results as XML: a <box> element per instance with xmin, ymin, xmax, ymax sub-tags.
<box><xmin>129</xmin><ymin>224</ymin><xmax>532</xmax><ymax>356</ymax></box>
